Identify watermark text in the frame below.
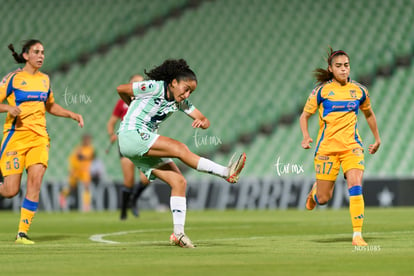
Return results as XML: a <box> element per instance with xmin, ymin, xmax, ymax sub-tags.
<box><xmin>63</xmin><ymin>86</ymin><xmax>92</xmax><ymax>105</ymax></box>
<box><xmin>193</xmin><ymin>129</ymin><xmax>222</xmax><ymax>148</ymax></box>
<box><xmin>274</xmin><ymin>156</ymin><xmax>304</xmax><ymax>176</ymax></box>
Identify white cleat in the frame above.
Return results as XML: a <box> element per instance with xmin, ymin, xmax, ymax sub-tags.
<box><xmin>226</xmin><ymin>152</ymin><xmax>246</xmax><ymax>183</ymax></box>
<box><xmin>169</xmin><ymin>233</ymin><xmax>195</xmax><ymax>248</ymax></box>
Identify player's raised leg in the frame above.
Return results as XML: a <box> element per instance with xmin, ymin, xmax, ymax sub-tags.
<box><xmin>146</xmin><ymin>135</ymin><xmax>246</xmax><ymax>183</ymax></box>
<box><xmin>306</xmin><ymin>180</ymin><xmax>334</xmax><ymax>210</ymax></box>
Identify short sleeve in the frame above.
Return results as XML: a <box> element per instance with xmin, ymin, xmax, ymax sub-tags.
<box><xmin>132</xmin><ymin>80</ymin><xmax>161</xmax><ymax>97</ymax></box>
<box><xmin>47</xmin><ymin>89</ymin><xmax>55</xmax><ymax>104</ymax></box>
<box><xmin>179</xmin><ymin>99</ymin><xmax>195</xmax><ymax>114</ymax></box>
<box><xmin>0</xmin><ymin>78</ymin><xmax>7</xmax><ymax>102</ymax></box>
<box><xmin>0</xmin><ymin>70</ymin><xmax>19</xmax><ymax>102</ymax></box>
<box><xmin>359</xmin><ymin>87</ymin><xmax>371</xmax><ymax>111</ymax></box>
<box><xmin>303</xmin><ymin>88</ymin><xmax>319</xmax><ymax>114</ymax></box>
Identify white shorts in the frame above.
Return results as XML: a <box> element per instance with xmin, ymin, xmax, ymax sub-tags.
<box><xmin>118</xmin><ymin>130</ymin><xmax>172</xmax><ymax>180</ymax></box>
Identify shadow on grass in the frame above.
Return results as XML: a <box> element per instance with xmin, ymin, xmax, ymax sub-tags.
<box><xmin>34</xmin><ymin>235</ymin><xmax>73</xmax><ymax>242</ymax></box>
<box><xmin>312</xmin><ymin>237</ymin><xmax>351</xmax><ymax>243</ymax></box>
<box><xmin>312</xmin><ymin>236</ymin><xmax>375</xmax><ymax>244</ymax></box>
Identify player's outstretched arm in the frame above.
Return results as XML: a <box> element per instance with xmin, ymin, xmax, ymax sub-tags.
<box><xmin>362</xmin><ymin>108</ymin><xmax>381</xmax><ymax>154</ymax></box>
<box><xmin>117</xmin><ymin>83</ymin><xmax>133</xmax><ymax>106</ymax></box>
<box><xmin>46</xmin><ymin>102</ymin><xmax>84</xmax><ymax>128</ymax></box>
<box><xmin>299</xmin><ymin>111</ymin><xmax>313</xmax><ymax>149</ymax></box>
<box><xmin>188</xmin><ymin>108</ymin><xmax>210</xmax><ymax>129</ymax></box>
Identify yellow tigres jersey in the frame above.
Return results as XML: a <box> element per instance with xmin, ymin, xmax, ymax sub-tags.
<box><xmin>68</xmin><ymin>145</ymin><xmax>95</xmax><ymax>181</ymax></box>
<box><xmin>304</xmin><ymin>79</ymin><xmax>371</xmax><ymax>154</ymax></box>
<box><xmin>0</xmin><ymin>69</ymin><xmax>55</xmax><ymax>137</ymax></box>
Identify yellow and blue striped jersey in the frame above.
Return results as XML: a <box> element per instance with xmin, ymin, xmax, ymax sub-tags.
<box><xmin>304</xmin><ymin>79</ymin><xmax>371</xmax><ymax>154</ymax></box>
<box><xmin>0</xmin><ymin>69</ymin><xmax>55</xmax><ymax>137</ymax></box>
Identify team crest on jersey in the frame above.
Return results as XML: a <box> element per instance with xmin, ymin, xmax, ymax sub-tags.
<box><xmin>140</xmin><ymin>84</ymin><xmax>146</xmax><ymax>91</ymax></box>
<box><xmin>350</xmin><ymin>90</ymin><xmax>357</xmax><ymax>98</ymax></box>
<box><xmin>21</xmin><ymin>80</ymin><xmax>27</xmax><ymax>86</ymax></box>
<box><xmin>140</xmin><ymin>132</ymin><xmax>150</xmax><ymax>141</ymax></box>
<box><xmin>43</xmin><ymin>79</ymin><xmax>48</xmax><ymax>89</ymax></box>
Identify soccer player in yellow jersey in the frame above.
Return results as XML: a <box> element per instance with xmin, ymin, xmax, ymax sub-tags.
<box><xmin>299</xmin><ymin>48</ymin><xmax>381</xmax><ymax>246</ymax></box>
<box><xmin>62</xmin><ymin>134</ymin><xmax>95</xmax><ymax>212</ymax></box>
<box><xmin>0</xmin><ymin>39</ymin><xmax>84</xmax><ymax>244</ymax></box>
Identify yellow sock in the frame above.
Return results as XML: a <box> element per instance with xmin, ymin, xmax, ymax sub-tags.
<box><xmin>82</xmin><ymin>189</ymin><xmax>91</xmax><ymax>212</ymax></box>
<box><xmin>349</xmin><ymin>194</ymin><xmax>364</xmax><ymax>233</ymax></box>
<box><xmin>18</xmin><ymin>198</ymin><xmax>38</xmax><ymax>234</ymax></box>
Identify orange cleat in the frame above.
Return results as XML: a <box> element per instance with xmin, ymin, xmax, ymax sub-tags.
<box><xmin>352</xmin><ymin>236</ymin><xmax>368</xmax><ymax>246</ymax></box>
<box><xmin>306</xmin><ymin>182</ymin><xmax>317</xmax><ymax>210</ymax></box>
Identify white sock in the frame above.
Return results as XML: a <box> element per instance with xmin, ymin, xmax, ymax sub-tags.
<box><xmin>196</xmin><ymin>157</ymin><xmax>229</xmax><ymax>178</ymax></box>
<box><xmin>170</xmin><ymin>196</ymin><xmax>186</xmax><ymax>235</ymax></box>
<box><xmin>353</xmin><ymin>231</ymin><xmax>362</xmax><ymax>239</ymax></box>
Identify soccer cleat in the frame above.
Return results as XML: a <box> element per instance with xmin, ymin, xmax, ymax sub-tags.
<box><xmin>305</xmin><ymin>182</ymin><xmax>317</xmax><ymax>210</ymax></box>
<box><xmin>352</xmin><ymin>236</ymin><xmax>368</xmax><ymax>246</ymax></box>
<box><xmin>226</xmin><ymin>152</ymin><xmax>247</xmax><ymax>183</ymax></box>
<box><xmin>169</xmin><ymin>233</ymin><xmax>195</xmax><ymax>248</ymax></box>
<box><xmin>15</xmin><ymin>232</ymin><xmax>35</xmax><ymax>245</ymax></box>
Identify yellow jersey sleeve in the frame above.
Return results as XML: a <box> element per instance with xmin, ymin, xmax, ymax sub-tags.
<box><xmin>358</xmin><ymin>86</ymin><xmax>371</xmax><ymax>111</ymax></box>
<box><xmin>303</xmin><ymin>86</ymin><xmax>322</xmax><ymax>114</ymax></box>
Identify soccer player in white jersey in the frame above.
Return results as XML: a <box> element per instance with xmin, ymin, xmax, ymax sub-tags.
<box><xmin>117</xmin><ymin>59</ymin><xmax>246</xmax><ymax>248</ymax></box>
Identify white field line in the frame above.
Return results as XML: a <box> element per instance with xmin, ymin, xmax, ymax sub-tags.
<box><xmin>89</xmin><ymin>228</ymin><xmax>414</xmax><ymax>245</ymax></box>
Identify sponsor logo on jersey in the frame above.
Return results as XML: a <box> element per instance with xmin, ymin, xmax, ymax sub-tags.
<box><xmin>346</xmin><ymin>101</ymin><xmax>357</xmax><ymax>111</ymax></box>
<box><xmin>6</xmin><ymin>151</ymin><xmax>18</xmax><ymax>156</ymax></box>
<box><xmin>40</xmin><ymin>92</ymin><xmax>48</xmax><ymax>101</ymax></box>
<box><xmin>317</xmin><ymin>155</ymin><xmax>329</xmax><ymax>160</ymax></box>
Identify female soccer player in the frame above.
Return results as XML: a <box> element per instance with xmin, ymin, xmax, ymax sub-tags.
<box><xmin>0</xmin><ymin>40</ymin><xmax>84</xmax><ymax>244</ymax></box>
<box><xmin>117</xmin><ymin>59</ymin><xmax>246</xmax><ymax>248</ymax></box>
<box><xmin>61</xmin><ymin>134</ymin><xmax>95</xmax><ymax>212</ymax></box>
<box><xmin>299</xmin><ymin>48</ymin><xmax>381</xmax><ymax>246</ymax></box>
<box><xmin>107</xmin><ymin>74</ymin><xmax>150</xmax><ymax>220</ymax></box>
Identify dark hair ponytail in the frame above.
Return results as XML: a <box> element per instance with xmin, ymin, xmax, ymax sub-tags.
<box><xmin>8</xmin><ymin>39</ymin><xmax>43</xmax><ymax>64</ymax></box>
<box><xmin>144</xmin><ymin>59</ymin><xmax>197</xmax><ymax>84</ymax></box>
<box><xmin>314</xmin><ymin>47</ymin><xmax>349</xmax><ymax>84</ymax></box>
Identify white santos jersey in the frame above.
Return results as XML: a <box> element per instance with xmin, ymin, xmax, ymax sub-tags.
<box><xmin>118</xmin><ymin>80</ymin><xmax>195</xmax><ymax>133</ymax></box>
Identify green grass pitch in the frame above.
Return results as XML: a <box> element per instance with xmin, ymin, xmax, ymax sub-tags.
<box><xmin>1</xmin><ymin>208</ymin><xmax>413</xmax><ymax>276</ymax></box>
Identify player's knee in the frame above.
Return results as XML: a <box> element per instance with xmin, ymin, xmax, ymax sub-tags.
<box><xmin>173</xmin><ymin>142</ymin><xmax>191</xmax><ymax>158</ymax></box>
<box><xmin>170</xmin><ymin>175</ymin><xmax>187</xmax><ymax>194</ymax></box>
<box><xmin>316</xmin><ymin>193</ymin><xmax>331</xmax><ymax>205</ymax></box>
<box><xmin>1</xmin><ymin>185</ymin><xmax>20</xmax><ymax>198</ymax></box>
